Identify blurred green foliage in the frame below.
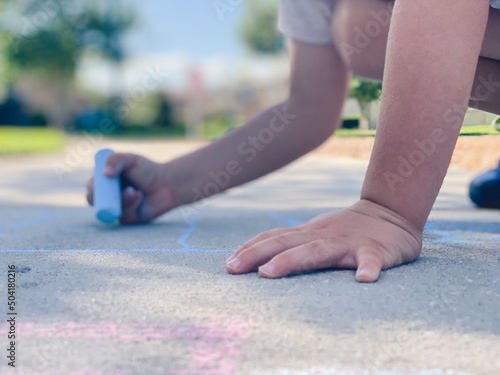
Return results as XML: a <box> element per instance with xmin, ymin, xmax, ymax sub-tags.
<box><xmin>105</xmin><ymin>126</ymin><xmax>185</xmax><ymax>139</ymax></box>
<box><xmin>2</xmin><ymin>1</ymin><xmax>134</xmax><ymax>80</ymax></box>
<box><xmin>124</xmin><ymin>94</ymin><xmax>176</xmax><ymax>129</ymax></box>
<box><xmin>334</xmin><ymin>125</ymin><xmax>500</xmax><ymax>138</ymax></box>
<box><xmin>349</xmin><ymin>75</ymin><xmax>382</xmax><ymax>103</ymax></box>
<box><xmin>204</xmin><ymin>112</ymin><xmax>241</xmax><ymax>140</ymax></box>
<box><xmin>342</xmin><ymin>114</ymin><xmax>361</xmax><ymax>129</ymax></box>
<box><xmin>0</xmin><ymin>35</ymin><xmax>9</xmax><ymax>95</ymax></box>
<box><xmin>0</xmin><ymin>126</ymin><xmax>65</xmax><ymax>154</ymax></box>
<box><xmin>349</xmin><ymin>75</ymin><xmax>382</xmax><ymax>127</ymax></box>
<box><xmin>460</xmin><ymin>125</ymin><xmax>500</xmax><ymax>136</ymax></box>
<box><xmin>240</xmin><ymin>0</ymin><xmax>284</xmax><ymax>54</ymax></box>
<box><xmin>334</xmin><ymin>128</ymin><xmax>377</xmax><ymax>137</ymax></box>
<box><xmin>492</xmin><ymin>116</ymin><xmax>500</xmax><ymax>132</ymax></box>
<box><xmin>0</xmin><ymin>1</ymin><xmax>135</xmax><ymax>127</ymax></box>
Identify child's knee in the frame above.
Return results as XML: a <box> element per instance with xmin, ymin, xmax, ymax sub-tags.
<box><xmin>332</xmin><ymin>0</ymin><xmax>393</xmax><ymax>80</ymax></box>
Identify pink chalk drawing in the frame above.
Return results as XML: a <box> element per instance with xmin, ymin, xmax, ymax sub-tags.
<box><xmin>175</xmin><ymin>316</ymin><xmax>253</xmax><ymax>375</ymax></box>
<box><xmin>1</xmin><ymin>372</ymin><xmax>126</xmax><ymax>375</ymax></box>
<box><xmin>0</xmin><ymin>316</ymin><xmax>252</xmax><ymax>375</ymax></box>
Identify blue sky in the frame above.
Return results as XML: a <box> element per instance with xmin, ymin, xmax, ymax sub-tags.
<box><xmin>78</xmin><ymin>1</ymin><xmax>289</xmax><ymax>95</ymax></box>
<box><xmin>124</xmin><ymin>0</ymin><xmax>247</xmax><ymax>61</ymax></box>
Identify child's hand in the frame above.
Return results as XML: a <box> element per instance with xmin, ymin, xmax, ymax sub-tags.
<box><xmin>225</xmin><ymin>200</ymin><xmax>423</xmax><ymax>283</ymax></box>
<box><xmin>86</xmin><ymin>153</ymin><xmax>177</xmax><ymax>224</ymax></box>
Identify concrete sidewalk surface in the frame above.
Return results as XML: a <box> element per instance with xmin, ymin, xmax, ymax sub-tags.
<box><xmin>0</xmin><ymin>139</ymin><xmax>499</xmax><ymax>375</ymax></box>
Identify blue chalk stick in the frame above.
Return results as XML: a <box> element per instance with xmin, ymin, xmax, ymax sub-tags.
<box><xmin>94</xmin><ymin>149</ymin><xmax>122</xmax><ymax>223</ymax></box>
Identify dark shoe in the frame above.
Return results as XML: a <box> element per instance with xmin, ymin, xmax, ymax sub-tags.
<box><xmin>469</xmin><ymin>161</ymin><xmax>500</xmax><ymax>209</ymax></box>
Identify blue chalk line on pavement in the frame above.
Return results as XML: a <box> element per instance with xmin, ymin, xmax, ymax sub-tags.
<box><xmin>0</xmin><ymin>213</ymin><xmax>61</xmax><ymax>237</ymax></box>
<box><xmin>0</xmin><ymin>248</ymin><xmax>233</xmax><ymax>253</ymax></box>
<box><xmin>178</xmin><ymin>216</ymin><xmax>198</xmax><ymax>250</ymax></box>
<box><xmin>424</xmin><ymin>220</ymin><xmax>500</xmax><ymax>245</ymax></box>
<box><xmin>59</xmin><ymin>226</ymin><xmax>104</xmax><ymax>233</ymax></box>
<box><xmin>270</xmin><ymin>213</ymin><xmax>304</xmax><ymax>227</ymax></box>
<box><xmin>0</xmin><ymin>214</ymin><xmax>234</xmax><ymax>253</ymax></box>
<box><xmin>2</xmin><ymin>211</ymin><xmax>500</xmax><ymax>253</ymax></box>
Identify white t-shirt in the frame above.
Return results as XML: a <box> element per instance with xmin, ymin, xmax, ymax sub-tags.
<box><xmin>278</xmin><ymin>0</ymin><xmax>500</xmax><ymax>45</ymax></box>
<box><xmin>278</xmin><ymin>0</ymin><xmax>337</xmax><ymax>45</ymax></box>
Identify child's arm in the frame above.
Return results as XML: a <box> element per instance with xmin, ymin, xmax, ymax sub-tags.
<box><xmin>165</xmin><ymin>40</ymin><xmax>349</xmax><ymax>207</ymax></box>
<box><xmin>87</xmin><ymin>41</ymin><xmax>350</xmax><ymax>223</ymax></box>
<box><xmin>227</xmin><ymin>0</ymin><xmax>490</xmax><ymax>282</ymax></box>
<box><xmin>361</xmin><ymin>0</ymin><xmax>490</xmax><ymax>231</ymax></box>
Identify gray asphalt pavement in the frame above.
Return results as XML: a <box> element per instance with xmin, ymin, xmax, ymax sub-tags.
<box><xmin>0</xmin><ymin>139</ymin><xmax>499</xmax><ymax>375</ymax></box>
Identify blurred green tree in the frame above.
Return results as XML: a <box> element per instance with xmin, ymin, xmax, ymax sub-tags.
<box><xmin>240</xmin><ymin>0</ymin><xmax>284</xmax><ymax>54</ymax></box>
<box><xmin>0</xmin><ymin>0</ymin><xmax>134</xmax><ymax>127</ymax></box>
<box><xmin>0</xmin><ymin>34</ymin><xmax>10</xmax><ymax>97</ymax></box>
<box><xmin>349</xmin><ymin>75</ymin><xmax>382</xmax><ymax>129</ymax></box>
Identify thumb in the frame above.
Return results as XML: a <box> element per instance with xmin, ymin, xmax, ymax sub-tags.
<box><xmin>355</xmin><ymin>247</ymin><xmax>383</xmax><ymax>283</ymax></box>
<box><xmin>103</xmin><ymin>153</ymin><xmax>139</xmax><ymax>177</ymax></box>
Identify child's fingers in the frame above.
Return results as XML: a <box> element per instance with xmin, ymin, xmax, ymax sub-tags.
<box><xmin>226</xmin><ymin>230</ymin><xmax>310</xmax><ymax>274</ymax></box>
<box><xmin>355</xmin><ymin>247</ymin><xmax>383</xmax><ymax>283</ymax></box>
<box><xmin>120</xmin><ymin>187</ymin><xmax>144</xmax><ymax>224</ymax></box>
<box><xmin>258</xmin><ymin>240</ymin><xmax>348</xmax><ymax>278</ymax></box>
<box><xmin>232</xmin><ymin>227</ymin><xmax>294</xmax><ymax>257</ymax></box>
<box><xmin>86</xmin><ymin>177</ymin><xmax>94</xmax><ymax>205</ymax></box>
<box><xmin>104</xmin><ymin>153</ymin><xmax>139</xmax><ymax>177</ymax></box>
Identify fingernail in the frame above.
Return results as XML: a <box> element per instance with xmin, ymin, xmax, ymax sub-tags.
<box><xmin>226</xmin><ymin>257</ymin><xmax>241</xmax><ymax>270</ymax></box>
<box><xmin>357</xmin><ymin>269</ymin><xmax>371</xmax><ymax>278</ymax></box>
<box><xmin>259</xmin><ymin>263</ymin><xmax>275</xmax><ymax>277</ymax></box>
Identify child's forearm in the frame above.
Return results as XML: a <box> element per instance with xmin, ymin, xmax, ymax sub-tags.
<box><xmin>162</xmin><ymin>41</ymin><xmax>350</xmax><ymax>208</ymax></box>
<box><xmin>361</xmin><ymin>0</ymin><xmax>490</xmax><ymax>231</ymax></box>
<box><xmin>165</xmin><ymin>99</ymin><xmax>338</xmax><ymax>206</ymax></box>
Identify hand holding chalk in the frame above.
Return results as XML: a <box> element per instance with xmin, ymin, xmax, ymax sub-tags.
<box><xmin>94</xmin><ymin>149</ymin><xmax>122</xmax><ymax>223</ymax></box>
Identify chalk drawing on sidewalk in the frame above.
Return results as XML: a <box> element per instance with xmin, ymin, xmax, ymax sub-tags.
<box><xmin>0</xmin><ymin>213</ymin><xmax>61</xmax><ymax>237</ymax></box>
<box><xmin>0</xmin><ymin>317</ymin><xmax>252</xmax><ymax>375</ymax></box>
<box><xmin>59</xmin><ymin>226</ymin><xmax>104</xmax><ymax>233</ymax></box>
<box><xmin>0</xmin><ymin>248</ymin><xmax>234</xmax><ymax>253</ymax></box>
<box><xmin>424</xmin><ymin>220</ymin><xmax>500</xmax><ymax>245</ymax></box>
<box><xmin>178</xmin><ymin>216</ymin><xmax>198</xmax><ymax>250</ymax></box>
<box><xmin>1</xmin><ymin>372</ymin><xmax>126</xmax><ymax>375</ymax></box>
<box><xmin>252</xmin><ymin>368</ymin><xmax>477</xmax><ymax>375</ymax></box>
<box><xmin>3</xmin><ymin>212</ymin><xmax>500</xmax><ymax>253</ymax></box>
<box><xmin>0</xmin><ymin>214</ymin><xmax>233</xmax><ymax>253</ymax></box>
<box><xmin>270</xmin><ymin>212</ymin><xmax>304</xmax><ymax>227</ymax></box>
